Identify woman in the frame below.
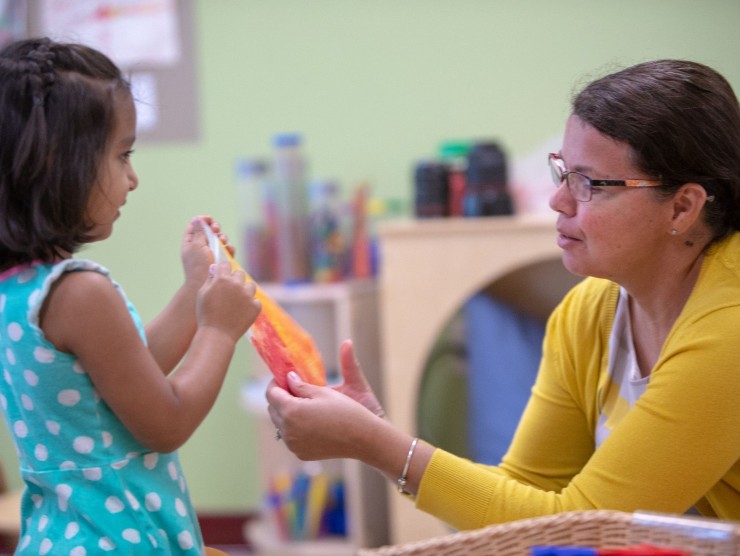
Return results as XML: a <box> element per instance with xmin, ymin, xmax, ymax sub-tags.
<box><xmin>266</xmin><ymin>59</ymin><xmax>740</xmax><ymax>529</ymax></box>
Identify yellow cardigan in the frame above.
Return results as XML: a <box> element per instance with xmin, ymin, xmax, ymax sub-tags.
<box><xmin>417</xmin><ymin>232</ymin><xmax>740</xmax><ymax>530</ymax></box>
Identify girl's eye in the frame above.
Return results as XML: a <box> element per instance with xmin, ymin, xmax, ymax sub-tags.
<box><xmin>122</xmin><ymin>150</ymin><xmax>134</xmax><ymax>161</ymax></box>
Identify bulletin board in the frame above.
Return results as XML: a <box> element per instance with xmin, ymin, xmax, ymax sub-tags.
<box><xmin>4</xmin><ymin>0</ymin><xmax>200</xmax><ymax>143</ymax></box>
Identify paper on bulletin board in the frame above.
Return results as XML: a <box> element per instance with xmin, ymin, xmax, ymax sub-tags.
<box><xmin>38</xmin><ymin>0</ymin><xmax>181</xmax><ymax>69</ymax></box>
<box><xmin>0</xmin><ymin>0</ymin><xmax>27</xmax><ymax>48</ymax></box>
<box><xmin>129</xmin><ymin>71</ymin><xmax>158</xmax><ymax>133</ymax></box>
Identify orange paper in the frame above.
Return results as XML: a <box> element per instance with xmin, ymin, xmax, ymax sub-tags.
<box><xmin>200</xmin><ymin>220</ymin><xmax>326</xmax><ymax>389</ymax></box>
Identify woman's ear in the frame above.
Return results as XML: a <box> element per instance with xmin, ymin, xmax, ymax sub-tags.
<box><xmin>670</xmin><ymin>182</ymin><xmax>710</xmax><ymax>232</ymax></box>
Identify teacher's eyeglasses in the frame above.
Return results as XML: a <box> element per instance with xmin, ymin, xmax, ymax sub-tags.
<box><xmin>548</xmin><ymin>153</ymin><xmax>667</xmax><ymax>202</ymax></box>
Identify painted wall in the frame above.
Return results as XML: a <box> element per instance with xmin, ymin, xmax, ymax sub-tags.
<box><xmin>2</xmin><ymin>0</ymin><xmax>740</xmax><ymax>512</ymax></box>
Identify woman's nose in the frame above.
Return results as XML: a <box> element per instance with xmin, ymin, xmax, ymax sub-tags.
<box><xmin>549</xmin><ymin>180</ymin><xmax>575</xmax><ymax>214</ymax></box>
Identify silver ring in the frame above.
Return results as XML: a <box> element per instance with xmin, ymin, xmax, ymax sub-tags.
<box><xmin>274</xmin><ymin>428</ymin><xmax>282</xmax><ymax>441</ymax></box>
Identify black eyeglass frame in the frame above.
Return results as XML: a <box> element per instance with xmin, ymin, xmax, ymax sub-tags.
<box><xmin>548</xmin><ymin>152</ymin><xmax>668</xmax><ymax>202</ymax></box>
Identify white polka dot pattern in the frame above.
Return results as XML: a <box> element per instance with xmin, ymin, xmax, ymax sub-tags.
<box><xmin>82</xmin><ymin>467</ymin><xmax>102</xmax><ymax>481</ymax></box>
<box><xmin>122</xmin><ymin>529</ymin><xmax>141</xmax><ymax>543</ymax></box>
<box><xmin>8</xmin><ymin>322</ymin><xmax>23</xmax><ymax>341</ymax></box>
<box><xmin>145</xmin><ymin>492</ymin><xmax>162</xmax><ymax>511</ymax></box>
<box><xmin>34</xmin><ymin>444</ymin><xmax>47</xmax><ymax>461</ymax></box>
<box><xmin>55</xmin><ymin>484</ymin><xmax>72</xmax><ymax>511</ymax></box>
<box><xmin>104</xmin><ymin>496</ymin><xmax>125</xmax><ymax>514</ymax></box>
<box><xmin>58</xmin><ymin>389</ymin><xmax>81</xmax><ymax>406</ymax></box>
<box><xmin>0</xmin><ymin>260</ymin><xmax>204</xmax><ymax>554</ymax></box>
<box><xmin>65</xmin><ymin>521</ymin><xmax>79</xmax><ymax>539</ymax></box>
<box><xmin>33</xmin><ymin>346</ymin><xmax>54</xmax><ymax>363</ymax></box>
<box><xmin>14</xmin><ymin>420</ymin><xmax>27</xmax><ymax>437</ymax></box>
<box><xmin>39</xmin><ymin>538</ymin><xmax>52</xmax><ymax>555</ymax></box>
<box><xmin>23</xmin><ymin>370</ymin><xmax>38</xmax><ymax>386</ymax></box>
<box><xmin>73</xmin><ymin>436</ymin><xmax>94</xmax><ymax>454</ymax></box>
<box><xmin>178</xmin><ymin>531</ymin><xmax>194</xmax><ymax>550</ymax></box>
<box><xmin>125</xmin><ymin>490</ymin><xmax>140</xmax><ymax>510</ymax></box>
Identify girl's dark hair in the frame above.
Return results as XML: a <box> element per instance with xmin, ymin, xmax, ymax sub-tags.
<box><xmin>572</xmin><ymin>59</ymin><xmax>740</xmax><ymax>240</ymax></box>
<box><xmin>0</xmin><ymin>37</ymin><xmax>130</xmax><ymax>268</ymax></box>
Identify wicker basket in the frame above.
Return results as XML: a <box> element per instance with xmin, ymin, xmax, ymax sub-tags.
<box><xmin>358</xmin><ymin>510</ymin><xmax>740</xmax><ymax>556</ymax></box>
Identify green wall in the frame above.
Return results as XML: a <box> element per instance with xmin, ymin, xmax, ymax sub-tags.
<box><xmin>2</xmin><ymin>0</ymin><xmax>740</xmax><ymax>512</ymax></box>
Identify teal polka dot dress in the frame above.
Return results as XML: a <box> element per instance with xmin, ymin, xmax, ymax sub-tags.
<box><xmin>0</xmin><ymin>260</ymin><xmax>205</xmax><ymax>555</ymax></box>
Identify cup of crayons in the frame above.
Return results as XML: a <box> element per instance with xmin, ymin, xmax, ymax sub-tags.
<box><xmin>265</xmin><ymin>464</ymin><xmax>346</xmax><ymax>542</ymax></box>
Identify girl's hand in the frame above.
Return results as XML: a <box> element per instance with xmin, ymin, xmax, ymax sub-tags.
<box><xmin>266</xmin><ymin>371</ymin><xmax>381</xmax><ymax>461</ymax></box>
<box><xmin>181</xmin><ymin>216</ymin><xmax>236</xmax><ymax>290</ymax></box>
<box><xmin>197</xmin><ymin>261</ymin><xmax>260</xmax><ymax>341</ymax></box>
<box><xmin>333</xmin><ymin>339</ymin><xmax>385</xmax><ymax>418</ymax></box>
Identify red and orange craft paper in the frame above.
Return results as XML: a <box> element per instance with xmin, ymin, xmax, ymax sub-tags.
<box><xmin>199</xmin><ymin>220</ymin><xmax>326</xmax><ymax>389</ymax></box>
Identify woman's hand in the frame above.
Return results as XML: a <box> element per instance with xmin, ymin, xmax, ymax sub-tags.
<box><xmin>266</xmin><ymin>340</ymin><xmax>432</xmax><ymax>492</ymax></box>
<box><xmin>266</xmin><ymin>370</ymin><xmax>383</xmax><ymax>462</ymax></box>
<box><xmin>332</xmin><ymin>339</ymin><xmax>385</xmax><ymax>418</ymax></box>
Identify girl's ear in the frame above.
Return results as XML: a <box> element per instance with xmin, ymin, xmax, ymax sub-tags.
<box><xmin>670</xmin><ymin>182</ymin><xmax>710</xmax><ymax>232</ymax></box>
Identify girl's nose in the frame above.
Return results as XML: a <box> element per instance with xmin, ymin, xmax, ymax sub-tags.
<box><xmin>128</xmin><ymin>168</ymin><xmax>139</xmax><ymax>191</ymax></box>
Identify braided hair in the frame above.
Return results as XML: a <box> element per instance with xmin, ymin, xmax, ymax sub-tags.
<box><xmin>0</xmin><ymin>37</ymin><xmax>131</xmax><ymax>268</ymax></box>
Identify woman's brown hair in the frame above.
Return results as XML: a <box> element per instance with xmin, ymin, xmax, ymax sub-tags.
<box><xmin>573</xmin><ymin>59</ymin><xmax>740</xmax><ymax>240</ymax></box>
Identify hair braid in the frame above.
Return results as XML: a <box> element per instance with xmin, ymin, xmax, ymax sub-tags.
<box><xmin>12</xmin><ymin>41</ymin><xmax>57</xmax><ymax>185</ymax></box>
<box><xmin>24</xmin><ymin>40</ymin><xmax>56</xmax><ymax>105</ymax></box>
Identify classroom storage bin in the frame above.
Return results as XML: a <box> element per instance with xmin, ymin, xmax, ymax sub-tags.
<box><xmin>358</xmin><ymin>510</ymin><xmax>740</xmax><ymax>556</ymax></box>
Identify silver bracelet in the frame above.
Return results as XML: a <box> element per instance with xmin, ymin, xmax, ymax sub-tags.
<box><xmin>397</xmin><ymin>437</ymin><xmax>419</xmax><ymax>496</ymax></box>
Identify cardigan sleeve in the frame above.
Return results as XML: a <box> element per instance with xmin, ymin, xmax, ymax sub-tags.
<box><xmin>415</xmin><ymin>275</ymin><xmax>740</xmax><ymax>530</ymax></box>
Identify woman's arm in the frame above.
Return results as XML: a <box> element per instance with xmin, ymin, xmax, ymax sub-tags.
<box><xmin>268</xmin><ymin>284</ymin><xmax>740</xmax><ymax>529</ymax></box>
<box><xmin>417</xmin><ymin>284</ymin><xmax>740</xmax><ymax>529</ymax></box>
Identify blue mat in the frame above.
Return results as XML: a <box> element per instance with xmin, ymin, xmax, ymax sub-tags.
<box><xmin>463</xmin><ymin>293</ymin><xmax>545</xmax><ymax>465</ymax></box>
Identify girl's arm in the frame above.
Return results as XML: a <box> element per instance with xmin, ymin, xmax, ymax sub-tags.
<box><xmin>41</xmin><ymin>260</ymin><xmax>261</xmax><ymax>453</ymax></box>
<box><xmin>146</xmin><ymin>217</ymin><xmax>234</xmax><ymax>375</ymax></box>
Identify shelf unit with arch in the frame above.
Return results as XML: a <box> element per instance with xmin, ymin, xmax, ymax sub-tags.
<box><xmin>377</xmin><ymin>215</ymin><xmax>581</xmax><ymax>545</ymax></box>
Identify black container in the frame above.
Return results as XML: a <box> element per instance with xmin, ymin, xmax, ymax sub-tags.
<box><xmin>414</xmin><ymin>160</ymin><xmax>450</xmax><ymax>218</ymax></box>
<box><xmin>463</xmin><ymin>141</ymin><xmax>513</xmax><ymax>217</ymax></box>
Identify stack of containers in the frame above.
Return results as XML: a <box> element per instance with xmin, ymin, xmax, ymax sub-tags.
<box><xmin>413</xmin><ymin>139</ymin><xmax>512</xmax><ymax>218</ymax></box>
<box><xmin>234</xmin><ymin>157</ymin><xmax>272</xmax><ymax>282</ymax></box>
<box><xmin>234</xmin><ymin>133</ymin><xmax>401</xmax><ymax>284</ymax></box>
<box><xmin>272</xmin><ymin>133</ymin><xmax>311</xmax><ymax>284</ymax></box>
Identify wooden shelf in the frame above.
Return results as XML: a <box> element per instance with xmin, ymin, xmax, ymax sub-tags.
<box><xmin>378</xmin><ymin>215</ymin><xmax>581</xmax><ymax>544</ymax></box>
<box><xmin>243</xmin><ymin>280</ymin><xmax>389</xmax><ymax>552</ymax></box>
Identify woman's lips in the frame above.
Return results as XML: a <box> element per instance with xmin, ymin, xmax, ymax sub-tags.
<box><xmin>556</xmin><ymin>230</ymin><xmax>581</xmax><ymax>249</ymax></box>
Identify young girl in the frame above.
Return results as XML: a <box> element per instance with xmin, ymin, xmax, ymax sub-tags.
<box><xmin>0</xmin><ymin>37</ymin><xmax>261</xmax><ymax>554</ymax></box>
